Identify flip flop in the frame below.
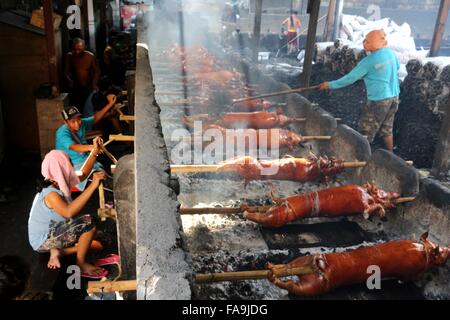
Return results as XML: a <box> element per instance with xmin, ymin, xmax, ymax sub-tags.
<box><xmin>95</xmin><ymin>254</ymin><xmax>121</xmax><ymax>267</ymax></box>
<box><xmin>81</xmin><ymin>268</ymin><xmax>109</xmax><ymax>279</ymax></box>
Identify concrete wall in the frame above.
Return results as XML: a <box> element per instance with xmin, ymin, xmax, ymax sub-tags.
<box><xmin>114</xmin><ymin>154</ymin><xmax>136</xmax><ymax>282</ymax></box>
<box><xmin>134</xmin><ymin>24</ymin><xmax>192</xmax><ymax>299</ymax></box>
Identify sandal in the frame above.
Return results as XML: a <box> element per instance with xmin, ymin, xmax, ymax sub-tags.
<box><xmin>95</xmin><ymin>254</ymin><xmax>121</xmax><ymax>267</ymax></box>
<box><xmin>81</xmin><ymin>268</ymin><xmax>109</xmax><ymax>279</ymax></box>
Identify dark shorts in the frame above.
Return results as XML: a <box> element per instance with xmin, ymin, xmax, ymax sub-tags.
<box><xmin>287</xmin><ymin>31</ymin><xmax>298</xmax><ymax>48</ymax></box>
<box><xmin>37</xmin><ymin>214</ymin><xmax>96</xmax><ymax>252</ymax></box>
<box><xmin>358</xmin><ymin>96</ymin><xmax>399</xmax><ymax>142</ymax></box>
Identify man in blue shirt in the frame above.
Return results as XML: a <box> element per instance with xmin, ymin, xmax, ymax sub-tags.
<box><xmin>55</xmin><ymin>97</ymin><xmax>116</xmax><ymax>189</ymax></box>
<box><xmin>320</xmin><ymin>30</ymin><xmax>400</xmax><ymax>151</ymax></box>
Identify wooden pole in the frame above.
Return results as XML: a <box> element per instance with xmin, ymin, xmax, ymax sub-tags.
<box><xmin>87</xmin><ymin>280</ymin><xmax>137</xmax><ymax>294</ymax></box>
<box><xmin>179</xmin><ymin>205</ymin><xmax>272</xmax><ymax>215</ymax></box>
<box><xmin>109</xmin><ymin>134</ymin><xmax>135</xmax><ymax>142</ymax></box>
<box><xmin>430</xmin><ymin>0</ymin><xmax>450</xmax><ymax>57</ymax></box>
<box><xmin>43</xmin><ymin>0</ymin><xmax>58</xmax><ymax>89</ymax></box>
<box><xmin>119</xmin><ymin>115</ymin><xmax>136</xmax><ymax>121</ymax></box>
<box><xmin>179</xmin><ymin>197</ymin><xmax>415</xmax><ymax>216</ymax></box>
<box><xmin>232</xmin><ymin>85</ymin><xmax>320</xmax><ymax>103</ymax></box>
<box><xmin>333</xmin><ymin>0</ymin><xmax>344</xmax><ymax>40</ymax></box>
<box><xmin>303</xmin><ymin>0</ymin><xmax>321</xmax><ymax>87</ymax></box>
<box><xmin>323</xmin><ymin>0</ymin><xmax>336</xmax><ymax>41</ymax></box>
<box><xmin>87</xmin><ymin>264</ymin><xmax>316</xmax><ymax>293</ymax></box>
<box><xmin>99</xmin><ymin>182</ymin><xmax>105</xmax><ymax>209</ymax></box>
<box><xmin>252</xmin><ymin>0</ymin><xmax>263</xmax><ymax>62</ymax></box>
<box><xmin>195</xmin><ymin>265</ymin><xmax>315</xmax><ymax>283</ymax></box>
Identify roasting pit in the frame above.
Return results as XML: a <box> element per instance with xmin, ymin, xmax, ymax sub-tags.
<box><xmin>127</xmin><ymin>11</ymin><xmax>450</xmax><ymax>300</ymax></box>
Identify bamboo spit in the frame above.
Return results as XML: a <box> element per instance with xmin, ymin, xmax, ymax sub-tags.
<box><xmin>87</xmin><ymin>264</ymin><xmax>316</xmax><ymax>293</ymax></box>
<box><xmin>232</xmin><ymin>85</ymin><xmax>321</xmax><ymax>104</ymax></box>
<box><xmin>171</xmin><ymin>160</ymin><xmax>383</xmax><ymax>174</ymax></box>
<box><xmin>179</xmin><ymin>135</ymin><xmax>331</xmax><ymax>144</ymax></box>
<box><xmin>109</xmin><ymin>134</ymin><xmax>135</xmax><ymax>142</ymax></box>
<box><xmin>179</xmin><ymin>197</ymin><xmax>416</xmax><ymax>215</ymax></box>
<box><xmin>182</xmin><ymin>114</ymin><xmax>343</xmax><ymax>123</ymax></box>
<box><xmin>179</xmin><ymin>205</ymin><xmax>272</xmax><ymax>215</ymax></box>
<box><xmin>119</xmin><ymin>115</ymin><xmax>135</xmax><ymax>121</ymax></box>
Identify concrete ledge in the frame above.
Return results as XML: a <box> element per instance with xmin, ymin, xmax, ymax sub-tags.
<box><xmin>286</xmin><ymin>94</ymin><xmax>312</xmax><ymax>119</ymax></box>
<box><xmin>359</xmin><ymin>149</ymin><xmax>419</xmax><ymax>197</ymax></box>
<box><xmin>421</xmin><ymin>178</ymin><xmax>450</xmax><ymax>209</ymax></box>
<box><xmin>135</xmin><ymin>40</ymin><xmax>192</xmax><ymax>299</ymax></box>
<box><xmin>327</xmin><ymin>124</ymin><xmax>371</xmax><ymax>183</ymax></box>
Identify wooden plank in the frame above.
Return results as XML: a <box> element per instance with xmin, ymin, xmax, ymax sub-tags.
<box><xmin>430</xmin><ymin>0</ymin><xmax>450</xmax><ymax>57</ymax></box>
<box><xmin>303</xmin><ymin>0</ymin><xmax>321</xmax><ymax>86</ymax></box>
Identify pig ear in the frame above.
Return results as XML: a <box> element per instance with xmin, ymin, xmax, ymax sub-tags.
<box><xmin>432</xmin><ymin>245</ymin><xmax>440</xmax><ymax>257</ymax></box>
<box><xmin>420</xmin><ymin>231</ymin><xmax>429</xmax><ymax>241</ymax></box>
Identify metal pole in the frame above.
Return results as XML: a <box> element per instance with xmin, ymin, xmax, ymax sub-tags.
<box><xmin>430</xmin><ymin>0</ymin><xmax>450</xmax><ymax>57</ymax></box>
<box><xmin>302</xmin><ymin>0</ymin><xmax>321</xmax><ymax>86</ymax></box>
<box><xmin>332</xmin><ymin>0</ymin><xmax>344</xmax><ymax>40</ymax></box>
<box><xmin>43</xmin><ymin>0</ymin><xmax>58</xmax><ymax>89</ymax></box>
<box><xmin>252</xmin><ymin>0</ymin><xmax>263</xmax><ymax>62</ymax></box>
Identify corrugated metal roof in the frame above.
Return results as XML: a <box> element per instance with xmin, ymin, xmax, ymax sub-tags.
<box><xmin>0</xmin><ymin>10</ymin><xmax>45</xmax><ymax>35</ymax></box>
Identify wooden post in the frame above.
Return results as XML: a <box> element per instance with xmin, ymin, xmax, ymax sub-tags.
<box><xmin>430</xmin><ymin>0</ymin><xmax>450</xmax><ymax>57</ymax></box>
<box><xmin>432</xmin><ymin>101</ymin><xmax>450</xmax><ymax>175</ymax></box>
<box><xmin>42</xmin><ymin>0</ymin><xmax>58</xmax><ymax>89</ymax></box>
<box><xmin>252</xmin><ymin>0</ymin><xmax>263</xmax><ymax>62</ymax></box>
<box><xmin>302</xmin><ymin>0</ymin><xmax>321</xmax><ymax>86</ymax></box>
<box><xmin>323</xmin><ymin>0</ymin><xmax>336</xmax><ymax>41</ymax></box>
<box><xmin>87</xmin><ymin>0</ymin><xmax>96</xmax><ymax>52</ymax></box>
<box><xmin>332</xmin><ymin>0</ymin><xmax>344</xmax><ymax>40</ymax></box>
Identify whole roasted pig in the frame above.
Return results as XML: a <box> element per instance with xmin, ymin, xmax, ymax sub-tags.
<box><xmin>244</xmin><ymin>183</ymin><xmax>400</xmax><ymax>227</ymax></box>
<box><xmin>184</xmin><ymin>111</ymin><xmax>291</xmax><ymax>129</ymax></box>
<box><xmin>216</xmin><ymin>156</ymin><xmax>344</xmax><ymax>181</ymax></box>
<box><xmin>200</xmin><ymin>125</ymin><xmax>303</xmax><ymax>150</ymax></box>
<box><xmin>267</xmin><ymin>232</ymin><xmax>450</xmax><ymax>296</ymax></box>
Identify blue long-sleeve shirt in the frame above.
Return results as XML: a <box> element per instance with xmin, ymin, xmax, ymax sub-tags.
<box><xmin>329</xmin><ymin>47</ymin><xmax>400</xmax><ymax>101</ymax></box>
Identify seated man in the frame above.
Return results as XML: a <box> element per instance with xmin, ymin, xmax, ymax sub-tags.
<box><xmin>84</xmin><ymin>77</ymin><xmax>122</xmax><ymax>133</ymax></box>
<box><xmin>55</xmin><ymin>103</ymin><xmax>115</xmax><ymax>190</ymax></box>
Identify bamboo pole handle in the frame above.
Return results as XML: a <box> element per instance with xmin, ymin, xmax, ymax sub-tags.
<box><xmin>342</xmin><ymin>161</ymin><xmax>368</xmax><ymax>168</ymax></box>
<box><xmin>179</xmin><ymin>205</ymin><xmax>272</xmax><ymax>215</ymax></box>
<box><xmin>87</xmin><ymin>280</ymin><xmax>137</xmax><ymax>294</ymax></box>
<box><xmin>393</xmin><ymin>197</ymin><xmax>416</xmax><ymax>204</ymax></box>
<box><xmin>119</xmin><ymin>115</ymin><xmax>135</xmax><ymax>121</ymax></box>
<box><xmin>170</xmin><ymin>164</ymin><xmax>235</xmax><ymax>173</ymax></box>
<box><xmin>109</xmin><ymin>134</ymin><xmax>135</xmax><ymax>142</ymax></box>
<box><xmin>87</xmin><ymin>264</ymin><xmax>315</xmax><ymax>293</ymax></box>
<box><xmin>302</xmin><ymin>136</ymin><xmax>332</xmax><ymax>141</ymax></box>
<box><xmin>195</xmin><ymin>265</ymin><xmax>315</xmax><ymax>283</ymax></box>
<box><xmin>99</xmin><ymin>182</ymin><xmax>105</xmax><ymax>210</ymax></box>
<box><xmin>232</xmin><ymin>85</ymin><xmax>321</xmax><ymax>104</ymax></box>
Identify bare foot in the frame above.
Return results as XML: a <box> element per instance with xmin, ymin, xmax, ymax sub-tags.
<box><xmin>47</xmin><ymin>249</ymin><xmax>61</xmax><ymax>269</ymax></box>
<box><xmin>78</xmin><ymin>262</ymin><xmax>105</xmax><ymax>276</ymax></box>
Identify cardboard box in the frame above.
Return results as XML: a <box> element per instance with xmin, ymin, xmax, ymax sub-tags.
<box><xmin>30</xmin><ymin>9</ymin><xmax>62</xmax><ymax>30</ymax></box>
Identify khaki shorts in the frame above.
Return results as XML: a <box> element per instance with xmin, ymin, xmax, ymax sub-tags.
<box><xmin>358</xmin><ymin>97</ymin><xmax>399</xmax><ymax>142</ymax></box>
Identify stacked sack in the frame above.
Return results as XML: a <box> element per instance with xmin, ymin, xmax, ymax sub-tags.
<box><xmin>314</xmin><ymin>14</ymin><xmax>428</xmax><ymax>80</ymax></box>
<box><xmin>401</xmin><ymin>58</ymin><xmax>450</xmax><ymax>117</ymax></box>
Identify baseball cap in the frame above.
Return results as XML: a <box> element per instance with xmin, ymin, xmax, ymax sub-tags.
<box><xmin>61</xmin><ymin>106</ymin><xmax>82</xmax><ymax>120</ymax></box>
